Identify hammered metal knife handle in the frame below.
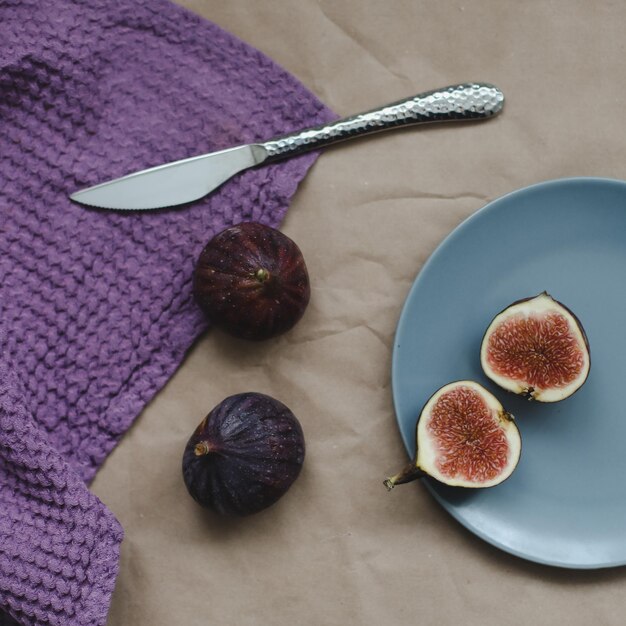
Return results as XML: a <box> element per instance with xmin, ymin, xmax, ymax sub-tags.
<box><xmin>261</xmin><ymin>82</ymin><xmax>503</xmax><ymax>161</ymax></box>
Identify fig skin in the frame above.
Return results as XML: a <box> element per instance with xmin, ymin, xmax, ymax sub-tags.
<box><xmin>193</xmin><ymin>222</ymin><xmax>310</xmax><ymax>341</ymax></box>
<box><xmin>182</xmin><ymin>392</ymin><xmax>305</xmax><ymax>517</ymax></box>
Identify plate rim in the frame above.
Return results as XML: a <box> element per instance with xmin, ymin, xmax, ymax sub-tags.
<box><xmin>390</xmin><ymin>176</ymin><xmax>626</xmax><ymax>570</ymax></box>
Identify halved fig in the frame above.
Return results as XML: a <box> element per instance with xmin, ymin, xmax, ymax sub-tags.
<box><xmin>385</xmin><ymin>381</ymin><xmax>521</xmax><ymax>490</ymax></box>
<box><xmin>480</xmin><ymin>292</ymin><xmax>590</xmax><ymax>402</ymax></box>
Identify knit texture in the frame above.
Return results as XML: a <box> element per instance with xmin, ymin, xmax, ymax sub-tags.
<box><xmin>0</xmin><ymin>1</ymin><xmax>334</xmax><ymax>624</ymax></box>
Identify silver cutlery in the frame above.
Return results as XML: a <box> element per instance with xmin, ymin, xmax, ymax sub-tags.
<box><xmin>70</xmin><ymin>82</ymin><xmax>504</xmax><ymax>211</ymax></box>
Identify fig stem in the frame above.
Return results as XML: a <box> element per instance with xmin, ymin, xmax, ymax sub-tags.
<box><xmin>384</xmin><ymin>462</ymin><xmax>427</xmax><ymax>491</ymax></box>
<box><xmin>194</xmin><ymin>441</ymin><xmax>213</xmax><ymax>456</ymax></box>
<box><xmin>255</xmin><ymin>268</ymin><xmax>270</xmax><ymax>283</ymax></box>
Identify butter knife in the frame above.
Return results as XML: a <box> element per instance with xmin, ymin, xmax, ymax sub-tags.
<box><xmin>70</xmin><ymin>82</ymin><xmax>504</xmax><ymax>211</ymax></box>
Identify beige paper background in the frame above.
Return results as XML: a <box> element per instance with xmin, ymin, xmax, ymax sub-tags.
<box><xmin>92</xmin><ymin>2</ymin><xmax>626</xmax><ymax>624</ymax></box>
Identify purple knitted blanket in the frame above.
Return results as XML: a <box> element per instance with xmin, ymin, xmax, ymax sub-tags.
<box><xmin>0</xmin><ymin>1</ymin><xmax>332</xmax><ymax>624</ymax></box>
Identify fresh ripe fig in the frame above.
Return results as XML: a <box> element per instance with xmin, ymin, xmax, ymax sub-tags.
<box><xmin>193</xmin><ymin>222</ymin><xmax>310</xmax><ymax>340</ymax></box>
<box><xmin>480</xmin><ymin>292</ymin><xmax>590</xmax><ymax>402</ymax></box>
<box><xmin>385</xmin><ymin>381</ymin><xmax>521</xmax><ymax>490</ymax></box>
<box><xmin>182</xmin><ymin>392</ymin><xmax>305</xmax><ymax>516</ymax></box>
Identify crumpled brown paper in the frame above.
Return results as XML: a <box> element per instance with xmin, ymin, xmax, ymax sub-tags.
<box><xmin>93</xmin><ymin>1</ymin><xmax>626</xmax><ymax>624</ymax></box>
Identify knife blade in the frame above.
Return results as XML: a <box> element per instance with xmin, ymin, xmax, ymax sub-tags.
<box><xmin>70</xmin><ymin>82</ymin><xmax>504</xmax><ymax>211</ymax></box>
<box><xmin>70</xmin><ymin>144</ymin><xmax>267</xmax><ymax>211</ymax></box>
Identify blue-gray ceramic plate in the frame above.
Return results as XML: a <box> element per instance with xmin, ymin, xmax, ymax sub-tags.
<box><xmin>392</xmin><ymin>177</ymin><xmax>626</xmax><ymax>569</ymax></box>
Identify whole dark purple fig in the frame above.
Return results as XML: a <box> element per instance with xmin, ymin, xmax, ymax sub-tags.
<box><xmin>193</xmin><ymin>222</ymin><xmax>310</xmax><ymax>340</ymax></box>
<box><xmin>182</xmin><ymin>392</ymin><xmax>305</xmax><ymax>516</ymax></box>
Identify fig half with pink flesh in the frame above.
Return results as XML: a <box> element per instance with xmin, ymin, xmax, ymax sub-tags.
<box><xmin>480</xmin><ymin>292</ymin><xmax>590</xmax><ymax>402</ymax></box>
<box><xmin>385</xmin><ymin>381</ymin><xmax>521</xmax><ymax>490</ymax></box>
